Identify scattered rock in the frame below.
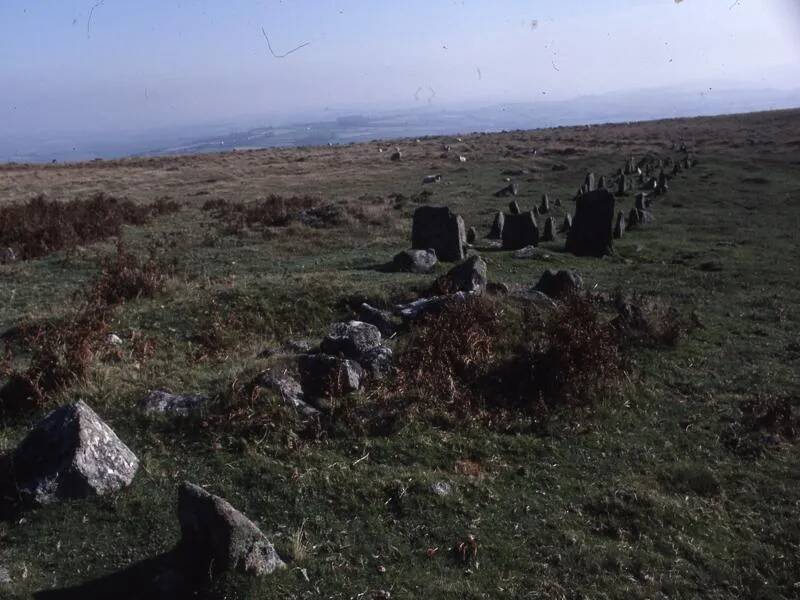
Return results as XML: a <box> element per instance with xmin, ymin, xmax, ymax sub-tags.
<box><xmin>502</xmin><ymin>212</ymin><xmax>539</xmax><ymax>250</ymax></box>
<box><xmin>140</xmin><ymin>390</ymin><xmax>208</xmax><ymax>416</ymax></box>
<box><xmin>390</xmin><ymin>150</ymin><xmax>402</xmax><ymax>161</ymax></box>
<box><xmin>359</xmin><ymin>346</ymin><xmax>394</xmax><ymax>379</ymax></box>
<box><xmin>392</xmin><ymin>248</ymin><xmax>438</xmax><ymax>274</ymax></box>
<box><xmin>12</xmin><ymin>400</ymin><xmax>139</xmax><ymax>505</ymax></box>
<box><xmin>358</xmin><ymin>303</ymin><xmax>399</xmax><ymax>338</ymax></box>
<box><xmin>394</xmin><ymin>291</ymin><xmax>475</xmax><ymax>320</ymax></box>
<box><xmin>178</xmin><ymin>482</ymin><xmax>286</xmax><ymax>577</ymax></box>
<box><xmin>411</xmin><ymin>206</ymin><xmax>466</xmax><ymax>262</ymax></box>
<box><xmin>320</xmin><ymin>321</ymin><xmax>382</xmax><ymax>359</ymax></box>
<box><xmin>534</xmin><ymin>269</ymin><xmax>583</xmax><ymax>299</ymax></box>
<box><xmin>298</xmin><ymin>354</ymin><xmax>364</xmax><ymax>396</ymax></box>
<box><xmin>565</xmin><ymin>189</ymin><xmax>615</xmax><ymax>257</ymax></box>
<box><xmin>494</xmin><ymin>183</ymin><xmax>518</xmax><ymax>198</ymax></box>
<box><xmin>433</xmin><ymin>255</ymin><xmax>488</xmax><ymax>294</ymax></box>
<box><xmin>253</xmin><ymin>373</ymin><xmax>319</xmax><ymax>417</ymax></box>
<box><xmin>486</xmin><ymin>281</ymin><xmax>510</xmax><ymax>295</ymax></box>
<box><xmin>106</xmin><ymin>333</ymin><xmax>124</xmax><ymax>346</ymax></box>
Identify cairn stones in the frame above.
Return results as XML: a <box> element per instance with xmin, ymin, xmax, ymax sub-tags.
<box><xmin>502</xmin><ymin>211</ymin><xmax>539</xmax><ymax>250</ymax></box>
<box><xmin>565</xmin><ymin>189</ymin><xmax>615</xmax><ymax>257</ymax></box>
<box><xmin>392</xmin><ymin>248</ymin><xmax>438</xmax><ymax>273</ymax></box>
<box><xmin>178</xmin><ymin>482</ymin><xmax>286</xmax><ymax>577</ymax></box>
<box><xmin>11</xmin><ymin>400</ymin><xmax>139</xmax><ymax>505</ymax></box>
<box><xmin>542</xmin><ymin>216</ymin><xmax>558</xmax><ymax>242</ymax></box>
<box><xmin>411</xmin><ymin>206</ymin><xmax>466</xmax><ymax>262</ymax></box>
<box><xmin>488</xmin><ymin>212</ymin><xmax>505</xmax><ymax>239</ymax></box>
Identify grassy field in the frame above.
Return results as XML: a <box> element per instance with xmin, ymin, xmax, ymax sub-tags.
<box><xmin>1</xmin><ymin>109</ymin><xmax>799</xmax><ymax>599</ymax></box>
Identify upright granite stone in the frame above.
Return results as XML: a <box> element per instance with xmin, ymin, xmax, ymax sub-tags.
<box><xmin>488</xmin><ymin>212</ymin><xmax>505</xmax><ymax>239</ymax></box>
<box><xmin>508</xmin><ymin>200</ymin><xmax>521</xmax><ymax>215</ymax></box>
<box><xmin>411</xmin><ymin>206</ymin><xmax>466</xmax><ymax>262</ymax></box>
<box><xmin>584</xmin><ymin>172</ymin><xmax>596</xmax><ymax>192</ymax></box>
<box><xmin>11</xmin><ymin>400</ymin><xmax>139</xmax><ymax>505</ymax></box>
<box><xmin>565</xmin><ymin>189</ymin><xmax>615</xmax><ymax>257</ymax></box>
<box><xmin>178</xmin><ymin>482</ymin><xmax>286</xmax><ymax>577</ymax></box>
<box><xmin>542</xmin><ymin>216</ymin><xmax>558</xmax><ymax>242</ymax></box>
<box><xmin>617</xmin><ymin>174</ymin><xmax>627</xmax><ymax>195</ymax></box>
<box><xmin>539</xmin><ymin>194</ymin><xmax>550</xmax><ymax>214</ymax></box>
<box><xmin>560</xmin><ymin>213</ymin><xmax>573</xmax><ymax>234</ymax></box>
<box><xmin>433</xmin><ymin>255</ymin><xmax>488</xmax><ymax>294</ymax></box>
<box><xmin>613</xmin><ymin>211</ymin><xmax>626</xmax><ymax>239</ymax></box>
<box><xmin>502</xmin><ymin>212</ymin><xmax>539</xmax><ymax>250</ymax></box>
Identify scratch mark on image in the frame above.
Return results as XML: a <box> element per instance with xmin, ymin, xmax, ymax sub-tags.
<box><xmin>87</xmin><ymin>0</ymin><xmax>106</xmax><ymax>38</ymax></box>
<box><xmin>476</xmin><ymin>67</ymin><xmax>482</xmax><ymax>80</ymax></box>
<box><xmin>261</xmin><ymin>27</ymin><xmax>310</xmax><ymax>58</ymax></box>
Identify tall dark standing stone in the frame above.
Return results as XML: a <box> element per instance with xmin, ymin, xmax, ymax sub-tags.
<box><xmin>539</xmin><ymin>194</ymin><xmax>550</xmax><ymax>214</ymax></box>
<box><xmin>559</xmin><ymin>213</ymin><xmax>573</xmax><ymax>234</ymax></box>
<box><xmin>542</xmin><ymin>216</ymin><xmax>557</xmax><ymax>242</ymax></box>
<box><xmin>502</xmin><ymin>211</ymin><xmax>539</xmax><ymax>250</ymax></box>
<box><xmin>617</xmin><ymin>174</ymin><xmax>627</xmax><ymax>195</ymax></box>
<box><xmin>635</xmin><ymin>193</ymin><xmax>648</xmax><ymax>211</ymax></box>
<box><xmin>466</xmin><ymin>227</ymin><xmax>477</xmax><ymax>245</ymax></box>
<box><xmin>411</xmin><ymin>206</ymin><xmax>466</xmax><ymax>262</ymax></box>
<box><xmin>613</xmin><ymin>211</ymin><xmax>626</xmax><ymax>239</ymax></box>
<box><xmin>584</xmin><ymin>172</ymin><xmax>596</xmax><ymax>192</ymax></box>
<box><xmin>656</xmin><ymin>170</ymin><xmax>669</xmax><ymax>194</ymax></box>
<box><xmin>565</xmin><ymin>189</ymin><xmax>615</xmax><ymax>257</ymax></box>
<box><xmin>508</xmin><ymin>200</ymin><xmax>521</xmax><ymax>215</ymax></box>
<box><xmin>488</xmin><ymin>212</ymin><xmax>505</xmax><ymax>239</ymax></box>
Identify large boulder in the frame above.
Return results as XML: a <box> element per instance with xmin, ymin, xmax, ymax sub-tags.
<box><xmin>502</xmin><ymin>212</ymin><xmax>539</xmax><ymax>250</ymax></box>
<box><xmin>298</xmin><ymin>354</ymin><xmax>364</xmax><ymax>397</ymax></box>
<box><xmin>178</xmin><ymin>482</ymin><xmax>286</xmax><ymax>577</ymax></box>
<box><xmin>565</xmin><ymin>189</ymin><xmax>615</xmax><ymax>257</ymax></box>
<box><xmin>534</xmin><ymin>269</ymin><xmax>583</xmax><ymax>299</ymax></box>
<box><xmin>139</xmin><ymin>390</ymin><xmax>208</xmax><ymax>416</ymax></box>
<box><xmin>392</xmin><ymin>249</ymin><xmax>438</xmax><ymax>273</ymax></box>
<box><xmin>320</xmin><ymin>321</ymin><xmax>382</xmax><ymax>359</ymax></box>
<box><xmin>432</xmin><ymin>255</ymin><xmax>488</xmax><ymax>294</ymax></box>
<box><xmin>411</xmin><ymin>206</ymin><xmax>466</xmax><ymax>262</ymax></box>
<box><xmin>11</xmin><ymin>400</ymin><xmax>139</xmax><ymax>505</ymax></box>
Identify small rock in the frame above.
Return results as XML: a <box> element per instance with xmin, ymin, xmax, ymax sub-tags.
<box><xmin>253</xmin><ymin>373</ymin><xmax>319</xmax><ymax>417</ymax></box>
<box><xmin>432</xmin><ymin>255</ymin><xmax>488</xmax><ymax>294</ymax></box>
<box><xmin>534</xmin><ymin>269</ymin><xmax>583</xmax><ymax>299</ymax></box>
<box><xmin>359</xmin><ymin>346</ymin><xmax>394</xmax><ymax>379</ymax></box>
<box><xmin>106</xmin><ymin>333</ymin><xmax>123</xmax><ymax>346</ymax></box>
<box><xmin>178</xmin><ymin>482</ymin><xmax>286</xmax><ymax>577</ymax></box>
<box><xmin>140</xmin><ymin>390</ymin><xmax>208</xmax><ymax>416</ymax></box>
<box><xmin>392</xmin><ymin>248</ymin><xmax>438</xmax><ymax>274</ymax></box>
<box><xmin>358</xmin><ymin>303</ymin><xmax>399</xmax><ymax>338</ymax></box>
<box><xmin>298</xmin><ymin>354</ymin><xmax>364</xmax><ymax>397</ymax></box>
<box><xmin>430</xmin><ymin>481</ymin><xmax>453</xmax><ymax>497</ymax></box>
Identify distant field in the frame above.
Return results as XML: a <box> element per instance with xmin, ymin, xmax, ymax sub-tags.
<box><xmin>1</xmin><ymin>108</ymin><xmax>799</xmax><ymax>599</ymax></box>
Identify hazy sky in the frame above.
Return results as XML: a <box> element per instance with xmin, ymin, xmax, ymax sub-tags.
<box><xmin>2</xmin><ymin>0</ymin><xmax>799</xmax><ymax>137</ymax></box>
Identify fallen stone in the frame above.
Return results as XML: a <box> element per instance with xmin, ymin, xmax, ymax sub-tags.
<box><xmin>494</xmin><ymin>183</ymin><xmax>518</xmax><ymax>198</ymax></box>
<box><xmin>392</xmin><ymin>248</ymin><xmax>438</xmax><ymax>273</ymax></box>
<box><xmin>502</xmin><ymin>212</ymin><xmax>539</xmax><ymax>250</ymax></box>
<box><xmin>106</xmin><ymin>333</ymin><xmax>124</xmax><ymax>346</ymax></box>
<box><xmin>320</xmin><ymin>321</ymin><xmax>382</xmax><ymax>359</ymax></box>
<box><xmin>534</xmin><ymin>269</ymin><xmax>583</xmax><ymax>299</ymax></box>
<box><xmin>411</xmin><ymin>206</ymin><xmax>466</xmax><ymax>262</ymax></box>
<box><xmin>394</xmin><ymin>291</ymin><xmax>475</xmax><ymax>320</ymax></box>
<box><xmin>298</xmin><ymin>354</ymin><xmax>364</xmax><ymax>397</ymax></box>
<box><xmin>512</xmin><ymin>245</ymin><xmax>548</xmax><ymax>259</ymax></box>
<box><xmin>178</xmin><ymin>482</ymin><xmax>286</xmax><ymax>577</ymax></box>
<box><xmin>565</xmin><ymin>189</ymin><xmax>615</xmax><ymax>257</ymax></box>
<box><xmin>140</xmin><ymin>390</ymin><xmax>208</xmax><ymax>416</ymax></box>
<box><xmin>12</xmin><ymin>400</ymin><xmax>139</xmax><ymax>505</ymax></box>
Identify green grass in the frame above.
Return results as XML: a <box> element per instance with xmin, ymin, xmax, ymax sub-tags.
<box><xmin>1</xmin><ymin>109</ymin><xmax>799</xmax><ymax>599</ymax></box>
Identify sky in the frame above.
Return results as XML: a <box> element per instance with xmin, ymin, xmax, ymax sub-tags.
<box><xmin>1</xmin><ymin>0</ymin><xmax>799</xmax><ymax>138</ymax></box>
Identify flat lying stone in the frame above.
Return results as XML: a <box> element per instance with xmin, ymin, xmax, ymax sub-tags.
<box><xmin>140</xmin><ymin>390</ymin><xmax>208</xmax><ymax>416</ymax></box>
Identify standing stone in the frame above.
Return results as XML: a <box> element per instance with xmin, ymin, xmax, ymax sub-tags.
<box><xmin>542</xmin><ymin>216</ymin><xmax>558</xmax><ymax>242</ymax></box>
<box><xmin>466</xmin><ymin>227</ymin><xmax>477</xmax><ymax>245</ymax></box>
<box><xmin>613</xmin><ymin>211</ymin><xmax>626</xmax><ymax>239</ymax></box>
<box><xmin>559</xmin><ymin>213</ymin><xmax>573</xmax><ymax>234</ymax></box>
<box><xmin>488</xmin><ymin>212</ymin><xmax>505</xmax><ymax>239</ymax></box>
<box><xmin>502</xmin><ymin>212</ymin><xmax>539</xmax><ymax>250</ymax></box>
<box><xmin>11</xmin><ymin>400</ymin><xmax>139</xmax><ymax>505</ymax></box>
<box><xmin>390</xmin><ymin>150</ymin><xmax>402</xmax><ymax>161</ymax></box>
<box><xmin>598</xmin><ymin>175</ymin><xmax>607</xmax><ymax>189</ymax></box>
<box><xmin>539</xmin><ymin>194</ymin><xmax>550</xmax><ymax>214</ymax></box>
<box><xmin>565</xmin><ymin>189</ymin><xmax>615</xmax><ymax>257</ymax></box>
<box><xmin>411</xmin><ymin>206</ymin><xmax>466</xmax><ymax>262</ymax></box>
<box><xmin>178</xmin><ymin>482</ymin><xmax>286</xmax><ymax>577</ymax></box>
<box><xmin>617</xmin><ymin>174</ymin><xmax>627</xmax><ymax>195</ymax></box>
<box><xmin>554</xmin><ymin>197</ymin><xmax>562</xmax><ymax>207</ymax></box>
<box><xmin>635</xmin><ymin>193</ymin><xmax>648</xmax><ymax>211</ymax></box>
<box><xmin>625</xmin><ymin>156</ymin><xmax>636</xmax><ymax>175</ymax></box>
<box><xmin>627</xmin><ymin>207</ymin><xmax>641</xmax><ymax>230</ymax></box>
<box><xmin>584</xmin><ymin>172</ymin><xmax>596</xmax><ymax>192</ymax></box>
<box><xmin>508</xmin><ymin>200</ymin><xmax>521</xmax><ymax>215</ymax></box>
<box><xmin>656</xmin><ymin>170</ymin><xmax>669</xmax><ymax>194</ymax></box>
<box><xmin>494</xmin><ymin>183</ymin><xmax>518</xmax><ymax>198</ymax></box>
